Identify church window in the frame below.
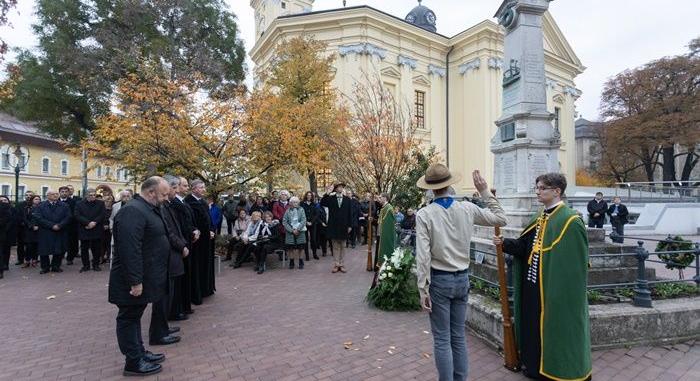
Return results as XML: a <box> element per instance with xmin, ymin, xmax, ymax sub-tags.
<box><xmin>415</xmin><ymin>90</ymin><xmax>426</xmax><ymax>129</ymax></box>
<box><xmin>41</xmin><ymin>186</ymin><xmax>49</xmax><ymax>199</ymax></box>
<box><xmin>1</xmin><ymin>153</ymin><xmax>10</xmax><ymax>170</ymax></box>
<box><xmin>281</xmin><ymin>2</ymin><xmax>286</xmax><ymax>9</ymax></box>
<box><xmin>61</xmin><ymin>160</ymin><xmax>69</xmax><ymax>176</ymax></box>
<box><xmin>42</xmin><ymin>157</ymin><xmax>50</xmax><ymax>174</ymax></box>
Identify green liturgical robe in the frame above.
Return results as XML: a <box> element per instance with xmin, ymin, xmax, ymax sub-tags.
<box><xmin>503</xmin><ymin>203</ymin><xmax>592</xmax><ymax>381</ymax></box>
<box><xmin>378</xmin><ymin>203</ymin><xmax>396</xmax><ymax>263</ymax></box>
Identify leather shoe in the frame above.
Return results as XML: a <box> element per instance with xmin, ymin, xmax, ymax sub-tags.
<box><xmin>168</xmin><ymin>327</ymin><xmax>180</xmax><ymax>334</ymax></box>
<box><xmin>123</xmin><ymin>358</ymin><xmax>162</xmax><ymax>376</ymax></box>
<box><xmin>40</xmin><ymin>269</ymin><xmax>50</xmax><ymax>274</ymax></box>
<box><xmin>143</xmin><ymin>351</ymin><xmax>165</xmax><ymax>364</ymax></box>
<box><xmin>184</xmin><ymin>309</ymin><xmax>194</xmax><ymax>315</ymax></box>
<box><xmin>79</xmin><ymin>267</ymin><xmax>90</xmax><ymax>273</ymax></box>
<box><xmin>149</xmin><ymin>335</ymin><xmax>181</xmax><ymax>346</ymax></box>
<box><xmin>171</xmin><ymin>313</ymin><xmax>188</xmax><ymax>321</ymax></box>
<box><xmin>92</xmin><ymin>265</ymin><xmax>102</xmax><ymax>271</ymax></box>
<box><xmin>51</xmin><ymin>268</ymin><xmax>63</xmax><ymax>273</ymax></box>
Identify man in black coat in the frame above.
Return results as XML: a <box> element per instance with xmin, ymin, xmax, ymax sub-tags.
<box><xmin>320</xmin><ymin>183</ymin><xmax>353</xmax><ymax>273</ymax></box>
<box><xmin>13</xmin><ymin>191</ymin><xmax>34</xmax><ymax>266</ymax></box>
<box><xmin>0</xmin><ymin>199</ymin><xmax>12</xmax><ymax>279</ymax></box>
<box><xmin>108</xmin><ymin>177</ymin><xmax>170</xmax><ymax>377</ymax></box>
<box><xmin>348</xmin><ymin>192</ymin><xmax>361</xmax><ymax>249</ymax></box>
<box><xmin>148</xmin><ymin>177</ymin><xmax>188</xmax><ymax>346</ymax></box>
<box><xmin>74</xmin><ymin>188</ymin><xmax>106</xmax><ymax>272</ymax></box>
<box><xmin>607</xmin><ymin>196</ymin><xmax>629</xmax><ymax>243</ymax></box>
<box><xmin>185</xmin><ymin>179</ymin><xmax>214</xmax><ymax>302</ymax></box>
<box><xmin>173</xmin><ymin>177</ymin><xmax>199</xmax><ymax>314</ymax></box>
<box><xmin>34</xmin><ymin>190</ymin><xmax>72</xmax><ymax>274</ymax></box>
<box><xmin>59</xmin><ymin>185</ymin><xmax>81</xmax><ymax>265</ymax></box>
<box><xmin>586</xmin><ymin>192</ymin><xmax>608</xmax><ymax>229</ymax></box>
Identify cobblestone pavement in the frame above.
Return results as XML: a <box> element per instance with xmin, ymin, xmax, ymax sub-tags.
<box><xmin>0</xmin><ymin>247</ymin><xmax>698</xmax><ymax>381</ymax></box>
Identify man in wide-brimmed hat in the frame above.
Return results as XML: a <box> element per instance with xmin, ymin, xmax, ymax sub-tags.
<box><xmin>415</xmin><ymin>164</ymin><xmax>507</xmax><ymax>381</ymax></box>
<box><xmin>320</xmin><ymin>182</ymin><xmax>353</xmax><ymax>273</ymax></box>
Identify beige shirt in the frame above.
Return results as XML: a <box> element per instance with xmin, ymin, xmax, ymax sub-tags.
<box><xmin>415</xmin><ymin>189</ymin><xmax>507</xmax><ymax>299</ymax></box>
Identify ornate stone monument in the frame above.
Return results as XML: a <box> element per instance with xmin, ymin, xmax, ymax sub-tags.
<box><xmin>491</xmin><ymin>0</ymin><xmax>561</xmax><ymax>227</ymax></box>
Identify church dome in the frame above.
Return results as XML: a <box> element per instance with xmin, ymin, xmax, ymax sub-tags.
<box><xmin>404</xmin><ymin>0</ymin><xmax>437</xmax><ymax>33</ymax></box>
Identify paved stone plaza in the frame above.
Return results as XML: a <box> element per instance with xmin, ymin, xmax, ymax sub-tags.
<box><xmin>0</xmin><ymin>248</ymin><xmax>698</xmax><ymax>381</ymax></box>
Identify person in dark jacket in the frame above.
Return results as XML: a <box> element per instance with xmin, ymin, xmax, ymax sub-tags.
<box><xmin>14</xmin><ymin>191</ymin><xmax>34</xmax><ymax>266</ymax></box>
<box><xmin>59</xmin><ymin>185</ymin><xmax>81</xmax><ymax>265</ymax></box>
<box><xmin>320</xmin><ymin>183</ymin><xmax>353</xmax><ymax>273</ymax></box>
<box><xmin>301</xmin><ymin>191</ymin><xmax>320</xmax><ymax>261</ymax></box>
<box><xmin>22</xmin><ymin>195</ymin><xmax>42</xmax><ymax>268</ymax></box>
<box><xmin>74</xmin><ymin>188</ymin><xmax>106</xmax><ymax>273</ymax></box>
<box><xmin>33</xmin><ymin>190</ymin><xmax>72</xmax><ymax>274</ymax></box>
<box><xmin>400</xmin><ymin>208</ymin><xmax>417</xmax><ymax>247</ymax></box>
<box><xmin>586</xmin><ymin>192</ymin><xmax>607</xmax><ymax>229</ymax></box>
<box><xmin>607</xmin><ymin>196</ymin><xmax>629</xmax><ymax>243</ymax></box>
<box><xmin>170</xmin><ymin>177</ymin><xmax>199</xmax><ymax>318</ymax></box>
<box><xmin>185</xmin><ymin>179</ymin><xmax>214</xmax><ymax>302</ymax></box>
<box><xmin>348</xmin><ymin>192</ymin><xmax>361</xmax><ymax>249</ymax></box>
<box><xmin>207</xmin><ymin>197</ymin><xmax>223</xmax><ymax>235</ymax></box>
<box><xmin>222</xmin><ymin>196</ymin><xmax>238</xmax><ymax>235</ymax></box>
<box><xmin>250</xmin><ymin>196</ymin><xmax>268</xmax><ymax>215</ymax></box>
<box><xmin>149</xmin><ymin>175</ymin><xmax>189</xmax><ymax>345</ymax></box>
<box><xmin>0</xmin><ymin>196</ymin><xmax>13</xmax><ymax>278</ymax></box>
<box><xmin>108</xmin><ymin>177</ymin><xmax>170</xmax><ymax>377</ymax></box>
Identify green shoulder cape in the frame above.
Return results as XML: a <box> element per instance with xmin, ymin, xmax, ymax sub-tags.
<box><xmin>378</xmin><ymin>203</ymin><xmax>396</xmax><ymax>262</ymax></box>
<box><xmin>513</xmin><ymin>204</ymin><xmax>592</xmax><ymax>381</ymax></box>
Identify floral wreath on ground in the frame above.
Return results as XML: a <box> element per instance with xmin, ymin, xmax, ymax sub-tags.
<box><xmin>366</xmin><ymin>247</ymin><xmax>421</xmax><ymax>311</ymax></box>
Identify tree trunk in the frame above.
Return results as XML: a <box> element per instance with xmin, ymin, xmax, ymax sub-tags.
<box><xmin>661</xmin><ymin>145</ymin><xmax>676</xmax><ymax>186</ymax></box>
<box><xmin>308</xmin><ymin>169</ymin><xmax>317</xmax><ymax>195</ymax></box>
<box><xmin>680</xmin><ymin>147</ymin><xmax>699</xmax><ymax>182</ymax></box>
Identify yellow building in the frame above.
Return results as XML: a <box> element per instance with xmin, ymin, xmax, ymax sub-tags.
<box><xmin>0</xmin><ymin>112</ymin><xmax>132</xmax><ymax>201</ymax></box>
<box><xmin>250</xmin><ymin>0</ymin><xmax>585</xmax><ymax>193</ymax></box>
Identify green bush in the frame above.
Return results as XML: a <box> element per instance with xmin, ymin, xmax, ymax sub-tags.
<box><xmin>651</xmin><ymin>282</ymin><xmax>699</xmax><ymax>299</ymax></box>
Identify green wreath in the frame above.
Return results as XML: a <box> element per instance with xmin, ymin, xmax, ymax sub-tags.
<box><xmin>656</xmin><ymin>236</ymin><xmax>695</xmax><ymax>270</ymax></box>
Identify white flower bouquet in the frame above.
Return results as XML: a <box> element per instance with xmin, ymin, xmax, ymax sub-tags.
<box><xmin>366</xmin><ymin>247</ymin><xmax>421</xmax><ymax>311</ymax></box>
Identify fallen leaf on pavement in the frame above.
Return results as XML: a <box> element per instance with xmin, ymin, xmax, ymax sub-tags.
<box><xmin>66</xmin><ymin>290</ymin><xmax>72</xmax><ymax>293</ymax></box>
<box><xmin>46</xmin><ymin>295</ymin><xmax>56</xmax><ymax>300</ymax></box>
<box><xmin>389</xmin><ymin>346</ymin><xmax>396</xmax><ymax>350</ymax></box>
<box><xmin>387</xmin><ymin>350</ymin><xmax>394</xmax><ymax>355</ymax></box>
<box><xmin>422</xmin><ymin>353</ymin><xmax>431</xmax><ymax>359</ymax></box>
<box><xmin>423</xmin><ymin>330</ymin><xmax>430</xmax><ymax>334</ymax></box>
<box><xmin>363</xmin><ymin>335</ymin><xmax>370</xmax><ymax>340</ymax></box>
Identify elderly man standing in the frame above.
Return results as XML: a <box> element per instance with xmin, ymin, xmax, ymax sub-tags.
<box><xmin>415</xmin><ymin>165</ymin><xmax>507</xmax><ymax>381</ymax></box>
<box><xmin>321</xmin><ymin>183</ymin><xmax>353</xmax><ymax>273</ymax></box>
<box><xmin>185</xmin><ymin>179</ymin><xmax>214</xmax><ymax>302</ymax></box>
<box><xmin>34</xmin><ymin>190</ymin><xmax>72</xmax><ymax>274</ymax></box>
<box><xmin>74</xmin><ymin>188</ymin><xmax>106</xmax><ymax>273</ymax></box>
<box><xmin>108</xmin><ymin>177</ymin><xmax>170</xmax><ymax>376</ymax></box>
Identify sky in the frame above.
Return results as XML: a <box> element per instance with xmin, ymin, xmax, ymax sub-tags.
<box><xmin>1</xmin><ymin>0</ymin><xmax>699</xmax><ymax>121</ymax></box>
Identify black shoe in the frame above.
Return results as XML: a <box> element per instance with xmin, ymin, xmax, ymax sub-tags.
<box><xmin>298</xmin><ymin>259</ymin><xmax>304</xmax><ymax>269</ymax></box>
<box><xmin>322</xmin><ymin>252</ymin><xmax>327</xmax><ymax>257</ymax></box>
<box><xmin>79</xmin><ymin>267</ymin><xmax>90</xmax><ymax>273</ymax></box>
<box><xmin>51</xmin><ymin>268</ymin><xmax>63</xmax><ymax>273</ymax></box>
<box><xmin>184</xmin><ymin>309</ymin><xmax>194</xmax><ymax>315</ymax></box>
<box><xmin>257</xmin><ymin>264</ymin><xmax>265</xmax><ymax>274</ymax></box>
<box><xmin>253</xmin><ymin>265</ymin><xmax>259</xmax><ymax>272</ymax></box>
<box><xmin>313</xmin><ymin>254</ymin><xmax>320</xmax><ymax>260</ymax></box>
<box><xmin>92</xmin><ymin>265</ymin><xmax>102</xmax><ymax>271</ymax></box>
<box><xmin>351</xmin><ymin>245</ymin><xmax>356</xmax><ymax>249</ymax></box>
<box><xmin>143</xmin><ymin>351</ymin><xmax>165</xmax><ymax>364</ymax></box>
<box><xmin>123</xmin><ymin>359</ymin><xmax>162</xmax><ymax>377</ymax></box>
<box><xmin>232</xmin><ymin>263</ymin><xmax>241</xmax><ymax>269</ymax></box>
<box><xmin>66</xmin><ymin>260</ymin><xmax>73</xmax><ymax>266</ymax></box>
<box><xmin>168</xmin><ymin>327</ymin><xmax>180</xmax><ymax>334</ymax></box>
<box><xmin>171</xmin><ymin>313</ymin><xmax>188</xmax><ymax>321</ymax></box>
<box><xmin>288</xmin><ymin>259</ymin><xmax>294</xmax><ymax>269</ymax></box>
<box><xmin>149</xmin><ymin>335</ymin><xmax>181</xmax><ymax>346</ymax></box>
<box><xmin>40</xmin><ymin>269</ymin><xmax>50</xmax><ymax>274</ymax></box>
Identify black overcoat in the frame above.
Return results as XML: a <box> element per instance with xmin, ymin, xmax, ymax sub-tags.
<box><xmin>185</xmin><ymin>194</ymin><xmax>214</xmax><ymax>298</ymax></box>
<box><xmin>74</xmin><ymin>199</ymin><xmax>106</xmax><ymax>241</ymax></box>
<box><xmin>320</xmin><ymin>194</ymin><xmax>353</xmax><ymax>240</ymax></box>
<box><xmin>108</xmin><ymin>195</ymin><xmax>169</xmax><ymax>306</ymax></box>
<box><xmin>163</xmin><ymin>201</ymin><xmax>186</xmax><ymax>278</ymax></box>
<box><xmin>33</xmin><ymin>201</ymin><xmax>71</xmax><ymax>256</ymax></box>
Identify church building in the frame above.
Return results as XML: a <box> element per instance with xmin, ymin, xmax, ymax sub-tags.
<box><xmin>249</xmin><ymin>0</ymin><xmax>585</xmax><ymax>193</ymax></box>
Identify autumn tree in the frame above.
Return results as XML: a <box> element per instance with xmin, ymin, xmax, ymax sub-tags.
<box><xmin>87</xmin><ymin>64</ymin><xmax>261</xmax><ymax>198</ymax></box>
<box><xmin>0</xmin><ymin>0</ymin><xmax>17</xmax><ymax>61</ymax></box>
<box><xmin>246</xmin><ymin>36</ymin><xmax>345</xmax><ymax>194</ymax></box>
<box><xmin>599</xmin><ymin>36</ymin><xmax>700</xmax><ymax>185</ymax></box>
<box><xmin>329</xmin><ymin>72</ymin><xmax>434</xmax><ymax>199</ymax></box>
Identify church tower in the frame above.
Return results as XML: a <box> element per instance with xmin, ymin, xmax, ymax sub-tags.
<box><xmin>251</xmin><ymin>0</ymin><xmax>314</xmax><ymax>42</ymax></box>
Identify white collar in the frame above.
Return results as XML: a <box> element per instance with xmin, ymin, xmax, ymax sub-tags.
<box><xmin>175</xmin><ymin>194</ymin><xmax>185</xmax><ymax>201</ymax></box>
<box><xmin>544</xmin><ymin>200</ymin><xmax>564</xmax><ymax>210</ymax></box>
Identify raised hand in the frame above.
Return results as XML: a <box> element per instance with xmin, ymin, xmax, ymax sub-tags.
<box><xmin>472</xmin><ymin>170</ymin><xmax>489</xmax><ymax>194</ymax></box>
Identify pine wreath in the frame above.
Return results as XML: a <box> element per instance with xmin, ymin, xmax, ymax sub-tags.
<box><xmin>656</xmin><ymin>236</ymin><xmax>695</xmax><ymax>270</ymax></box>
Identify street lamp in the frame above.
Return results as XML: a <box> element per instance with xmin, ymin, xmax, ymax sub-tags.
<box><xmin>5</xmin><ymin>143</ymin><xmax>29</xmax><ymax>206</ymax></box>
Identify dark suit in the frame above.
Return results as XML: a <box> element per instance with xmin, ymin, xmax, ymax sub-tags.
<box><xmin>108</xmin><ymin>195</ymin><xmax>169</xmax><ymax>366</ymax></box>
<box><xmin>74</xmin><ymin>199</ymin><xmax>106</xmax><ymax>268</ymax></box>
<box><xmin>33</xmin><ymin>201</ymin><xmax>71</xmax><ymax>271</ymax></box>
<box><xmin>586</xmin><ymin>199</ymin><xmax>608</xmax><ymax>229</ymax></box>
<box><xmin>0</xmin><ymin>203</ymin><xmax>12</xmax><ymax>272</ymax></box>
<box><xmin>15</xmin><ymin>199</ymin><xmax>30</xmax><ymax>264</ymax></box>
<box><xmin>170</xmin><ymin>196</ymin><xmax>195</xmax><ymax>314</ymax></box>
<box><xmin>60</xmin><ymin>196</ymin><xmax>81</xmax><ymax>262</ymax></box>
<box><xmin>185</xmin><ymin>194</ymin><xmax>214</xmax><ymax>302</ymax></box>
<box><xmin>607</xmin><ymin>203</ymin><xmax>629</xmax><ymax>243</ymax></box>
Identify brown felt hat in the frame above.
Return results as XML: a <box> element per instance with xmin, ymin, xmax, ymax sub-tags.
<box><xmin>416</xmin><ymin>164</ymin><xmax>462</xmax><ymax>190</ymax></box>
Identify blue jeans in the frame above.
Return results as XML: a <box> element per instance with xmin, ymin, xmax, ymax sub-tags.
<box><xmin>429</xmin><ymin>269</ymin><xmax>469</xmax><ymax>381</ymax></box>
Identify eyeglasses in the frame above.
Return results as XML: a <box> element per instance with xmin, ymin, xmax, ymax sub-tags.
<box><xmin>533</xmin><ymin>186</ymin><xmax>556</xmax><ymax>191</ymax></box>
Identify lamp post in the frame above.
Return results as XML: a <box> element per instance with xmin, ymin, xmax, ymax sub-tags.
<box><xmin>7</xmin><ymin>143</ymin><xmax>29</xmax><ymax>207</ymax></box>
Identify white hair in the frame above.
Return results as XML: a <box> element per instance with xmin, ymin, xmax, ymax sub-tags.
<box><xmin>279</xmin><ymin>190</ymin><xmax>290</xmax><ymax>197</ymax></box>
<box><xmin>289</xmin><ymin>196</ymin><xmax>300</xmax><ymax>204</ymax></box>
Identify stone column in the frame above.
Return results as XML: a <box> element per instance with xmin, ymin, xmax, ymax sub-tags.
<box><xmin>491</xmin><ymin>0</ymin><xmax>561</xmax><ymax>227</ymax></box>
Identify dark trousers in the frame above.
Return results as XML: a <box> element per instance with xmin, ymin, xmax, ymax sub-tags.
<box><xmin>318</xmin><ymin>227</ymin><xmax>333</xmax><ymax>256</ymax></box>
<box><xmin>80</xmin><ymin>239</ymin><xmax>102</xmax><ymax>268</ymax></box>
<box><xmin>1</xmin><ymin>243</ymin><xmax>10</xmax><ymax>270</ymax></box>
<box><xmin>66</xmin><ymin>225</ymin><xmax>79</xmax><ymax>261</ymax></box>
<box><xmin>169</xmin><ymin>275</ymin><xmax>184</xmax><ymax>318</ymax></box>
<box><xmin>232</xmin><ymin>241</ymin><xmax>250</xmax><ymax>266</ymax></box>
<box><xmin>588</xmin><ymin>217</ymin><xmax>604</xmax><ymax>229</ymax></box>
<box><xmin>225</xmin><ymin>217</ymin><xmax>234</xmax><ymax>235</ymax></box>
<box><xmin>612</xmin><ymin>221</ymin><xmax>625</xmax><ymax>243</ymax></box>
<box><xmin>181</xmin><ymin>255</ymin><xmax>193</xmax><ymax>313</ymax></box>
<box><xmin>303</xmin><ymin>225</ymin><xmax>318</xmax><ymax>259</ymax></box>
<box><xmin>348</xmin><ymin>225</ymin><xmax>359</xmax><ymax>246</ymax></box>
<box><xmin>116</xmin><ymin>304</ymin><xmax>147</xmax><ymax>365</ymax></box>
<box><xmin>149</xmin><ymin>279</ymin><xmax>173</xmax><ymax>342</ymax></box>
<box><xmin>102</xmin><ymin>229</ymin><xmax>112</xmax><ymax>260</ymax></box>
<box><xmin>40</xmin><ymin>254</ymin><xmax>64</xmax><ymax>271</ymax></box>
<box><xmin>25</xmin><ymin>242</ymin><xmax>38</xmax><ymax>262</ymax></box>
<box><xmin>16</xmin><ymin>230</ymin><xmax>25</xmax><ymax>263</ymax></box>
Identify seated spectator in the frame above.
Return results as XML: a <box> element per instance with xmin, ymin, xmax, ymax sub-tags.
<box><xmin>225</xmin><ymin>209</ymin><xmax>250</xmax><ymax>263</ymax></box>
<box><xmin>240</xmin><ymin>211</ymin><xmax>282</xmax><ymax>274</ymax></box>
<box><xmin>232</xmin><ymin>211</ymin><xmax>262</xmax><ymax>268</ymax></box>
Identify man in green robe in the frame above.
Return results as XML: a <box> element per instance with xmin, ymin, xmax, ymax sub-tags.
<box><xmin>494</xmin><ymin>173</ymin><xmax>592</xmax><ymax>381</ymax></box>
<box><xmin>375</xmin><ymin>194</ymin><xmax>396</xmax><ymax>268</ymax></box>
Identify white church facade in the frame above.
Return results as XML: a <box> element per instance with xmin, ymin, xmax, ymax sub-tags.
<box><xmin>249</xmin><ymin>0</ymin><xmax>585</xmax><ymax>193</ymax></box>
